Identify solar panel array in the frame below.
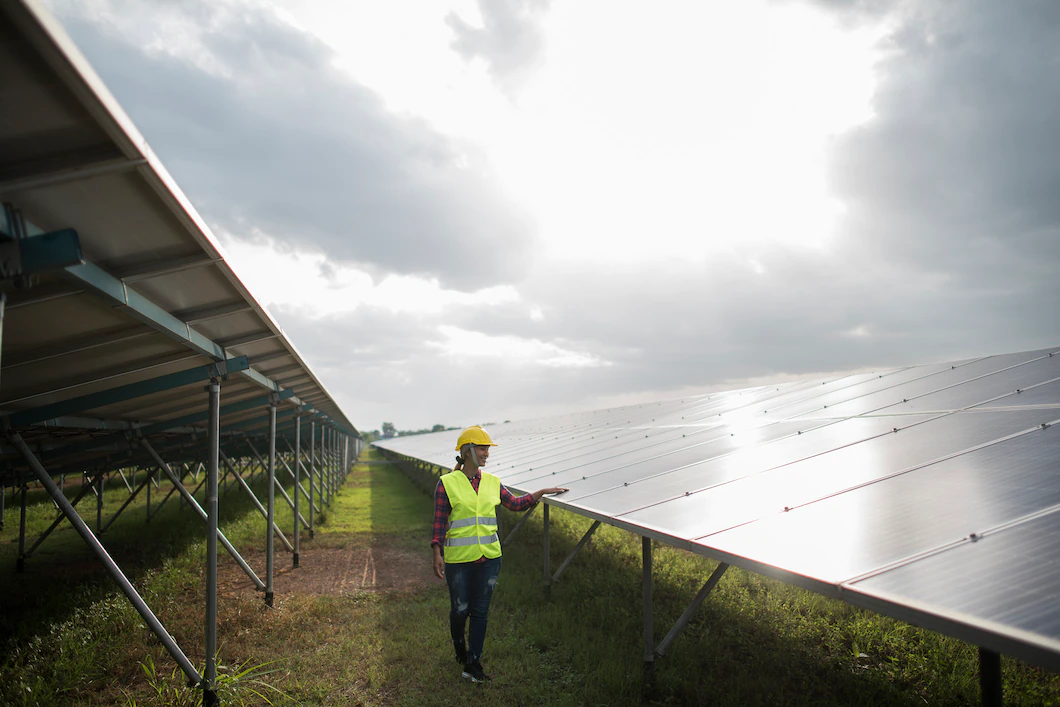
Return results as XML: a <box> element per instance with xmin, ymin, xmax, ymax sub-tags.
<box><xmin>376</xmin><ymin>347</ymin><xmax>1060</xmax><ymax>671</ymax></box>
<box><xmin>1</xmin><ymin>2</ymin><xmax>360</xmax><ymax>692</ymax></box>
<box><xmin>0</xmin><ymin>0</ymin><xmax>357</xmax><ymax>488</ymax></box>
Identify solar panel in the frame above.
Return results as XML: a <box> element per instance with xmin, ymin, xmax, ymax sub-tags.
<box><xmin>376</xmin><ymin>347</ymin><xmax>1060</xmax><ymax>673</ymax></box>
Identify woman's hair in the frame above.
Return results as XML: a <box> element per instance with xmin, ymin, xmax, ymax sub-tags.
<box><xmin>453</xmin><ymin>443</ymin><xmax>471</xmax><ymax>471</ymax></box>
<box><xmin>453</xmin><ymin>445</ymin><xmax>474</xmax><ymax>472</ymax></box>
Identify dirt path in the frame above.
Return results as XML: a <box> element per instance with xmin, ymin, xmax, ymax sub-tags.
<box><xmin>216</xmin><ymin>536</ymin><xmax>439</xmax><ymax>597</ymax></box>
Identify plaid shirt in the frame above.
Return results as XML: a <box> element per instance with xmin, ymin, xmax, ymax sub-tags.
<box><xmin>432</xmin><ymin>471</ymin><xmax>535</xmax><ymax>559</ymax></box>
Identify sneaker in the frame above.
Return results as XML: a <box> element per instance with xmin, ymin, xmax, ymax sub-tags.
<box><xmin>454</xmin><ymin>642</ymin><xmax>467</xmax><ymax>665</ymax></box>
<box><xmin>461</xmin><ymin>661</ymin><xmax>491</xmax><ymax>683</ymax></box>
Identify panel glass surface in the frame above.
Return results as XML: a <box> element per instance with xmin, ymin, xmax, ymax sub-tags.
<box><xmin>848</xmin><ymin>509</ymin><xmax>1060</xmax><ymax>643</ymax></box>
<box><xmin>589</xmin><ymin>415</ymin><xmax>920</xmax><ymax>522</ymax></box>
<box><xmin>503</xmin><ymin>428</ymin><xmax>744</xmax><ymax>493</ymax></box>
<box><xmin>537</xmin><ymin>421</ymin><xmax>808</xmax><ymax>501</ymax></box>
<box><xmin>499</xmin><ymin>424</ymin><xmax>724</xmax><ymax>485</ymax></box>
<box><xmin>684</xmin><ymin>377</ymin><xmax>861</xmax><ymax>422</ymax></box>
<box><xmin>678</xmin><ymin>381</ymin><xmax>827</xmax><ymax>424</ymax></box>
<box><xmin>970</xmin><ymin>378</ymin><xmax>1060</xmax><ymax>410</ymax></box>
<box><xmin>499</xmin><ymin>411</ymin><xmax>702</xmax><ymax>467</ymax></box>
<box><xmin>696</xmin><ymin>424</ymin><xmax>1060</xmax><ymax>584</ymax></box>
<box><xmin>871</xmin><ymin>353</ymin><xmax>1060</xmax><ymax>414</ymax></box>
<box><xmin>771</xmin><ymin>362</ymin><xmax>961</xmax><ymax>420</ymax></box>
<box><xmin>679</xmin><ymin>409</ymin><xmax>1055</xmax><ymax>541</ymax></box>
<box><xmin>794</xmin><ymin>350</ymin><xmax>1055</xmax><ymax>420</ymax></box>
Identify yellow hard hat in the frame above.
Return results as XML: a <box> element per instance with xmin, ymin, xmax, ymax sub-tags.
<box><xmin>455</xmin><ymin>425</ymin><xmax>497</xmax><ymax>451</ymax></box>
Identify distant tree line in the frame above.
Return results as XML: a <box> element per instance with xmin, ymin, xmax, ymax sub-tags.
<box><xmin>361</xmin><ymin>422</ymin><xmax>458</xmax><ymax>443</ymax></box>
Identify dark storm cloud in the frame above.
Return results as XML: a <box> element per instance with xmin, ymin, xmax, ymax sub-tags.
<box><xmin>827</xmin><ymin>1</ymin><xmax>1060</xmax><ymax>261</ymax></box>
<box><xmin>53</xmin><ymin>1</ymin><xmax>535</xmax><ymax>290</ymax></box>
<box><xmin>446</xmin><ymin>0</ymin><xmax>550</xmax><ymax>93</ymax></box>
<box><xmin>822</xmin><ymin>1</ymin><xmax>1060</xmax><ymax>354</ymax></box>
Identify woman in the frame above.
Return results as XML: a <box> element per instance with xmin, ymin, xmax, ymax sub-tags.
<box><xmin>431</xmin><ymin>425</ymin><xmax>567</xmax><ymax>682</ymax></box>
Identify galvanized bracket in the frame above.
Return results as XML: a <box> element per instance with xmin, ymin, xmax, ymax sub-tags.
<box><xmin>0</xmin><ymin>227</ymin><xmax>83</xmax><ymax>280</ymax></box>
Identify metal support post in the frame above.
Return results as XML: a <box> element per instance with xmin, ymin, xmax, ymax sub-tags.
<box><xmin>265</xmin><ymin>403</ymin><xmax>277</xmax><ymax>607</ymax></box>
<box><xmin>321</xmin><ymin>426</ymin><xmax>328</xmax><ymax>505</ymax></box>
<box><xmin>8</xmin><ymin>434</ymin><xmax>202</xmax><ymax>686</ymax></box>
<box><xmin>219</xmin><ymin>452</ymin><xmax>293</xmax><ymax>552</ymax></box>
<box><xmin>655</xmin><ymin>563</ymin><xmax>729</xmax><ymax>658</ymax></box>
<box><xmin>552</xmin><ymin>520</ymin><xmax>601</xmax><ymax>584</ymax></box>
<box><xmin>322</xmin><ymin>427</ymin><xmax>329</xmax><ymax>503</ymax></box>
<box><xmin>979</xmin><ymin>647</ymin><xmax>1003</xmax><ymax>707</ymax></box>
<box><xmin>293</xmin><ymin>415</ymin><xmax>301</xmax><ymax>568</ymax></box>
<box><xmin>140</xmin><ymin>438</ymin><xmax>265</xmax><ymax>591</ymax></box>
<box><xmin>95</xmin><ymin>472</ymin><xmax>104</xmax><ymax>534</ymax></box>
<box><xmin>542</xmin><ymin>503</ymin><xmax>550</xmax><ymax>585</ymax></box>
<box><xmin>204</xmin><ymin>379</ymin><xmax>220</xmax><ymax>704</ymax></box>
<box><xmin>318</xmin><ymin>426</ymin><xmax>325</xmax><ymax>504</ymax></box>
<box><xmin>274</xmin><ymin>453</ymin><xmax>311</xmax><ymax>528</ymax></box>
<box><xmin>283</xmin><ymin>438</ymin><xmax>320</xmax><ymax>515</ymax></box>
<box><xmin>147</xmin><ymin>472</ymin><xmax>185</xmax><ymax>522</ymax></box>
<box><xmin>1</xmin><ymin>482</ymin><xmax>5</xmax><ymax>531</ymax></box>
<box><xmin>146</xmin><ymin>467</ymin><xmax>151</xmax><ymax>519</ymax></box>
<box><xmin>245</xmin><ymin>440</ymin><xmax>310</xmax><ymax>530</ymax></box>
<box><xmin>17</xmin><ymin>484</ymin><xmax>28</xmax><ymax>572</ymax></box>
<box><xmin>307</xmin><ymin>422</ymin><xmax>315</xmax><ymax>537</ymax></box>
<box><xmin>643</xmin><ymin>537</ymin><xmax>654</xmax><ymax>670</ymax></box>
<box><xmin>326</xmin><ymin>427</ymin><xmax>332</xmax><ymax>500</ymax></box>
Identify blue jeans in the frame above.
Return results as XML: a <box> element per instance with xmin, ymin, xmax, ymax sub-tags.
<box><xmin>445</xmin><ymin>557</ymin><xmax>502</xmax><ymax>663</ymax></box>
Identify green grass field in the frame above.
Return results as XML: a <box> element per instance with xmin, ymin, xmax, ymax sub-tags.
<box><xmin>1</xmin><ymin>449</ymin><xmax>1058</xmax><ymax>706</ymax></box>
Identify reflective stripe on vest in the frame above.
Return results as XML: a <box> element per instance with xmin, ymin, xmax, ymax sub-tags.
<box><xmin>448</xmin><ymin>516</ymin><xmax>497</xmax><ymax>530</ymax></box>
<box><xmin>440</xmin><ymin>470</ymin><xmax>502</xmax><ymax>563</ymax></box>
<box><xmin>445</xmin><ymin>533</ymin><xmax>500</xmax><ymax>547</ymax></box>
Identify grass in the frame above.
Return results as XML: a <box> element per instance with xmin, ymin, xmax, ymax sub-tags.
<box><xmin>1</xmin><ymin>448</ymin><xmax>1058</xmax><ymax>705</ymax></box>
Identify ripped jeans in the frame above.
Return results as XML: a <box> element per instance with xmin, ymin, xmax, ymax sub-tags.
<box><xmin>444</xmin><ymin>556</ymin><xmax>502</xmax><ymax>664</ymax></box>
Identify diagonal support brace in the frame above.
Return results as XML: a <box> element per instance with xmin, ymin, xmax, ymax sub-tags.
<box><xmin>22</xmin><ymin>475</ymin><xmax>97</xmax><ymax>564</ymax></box>
<box><xmin>245</xmin><ymin>438</ymin><xmax>311</xmax><ymax>530</ymax></box>
<box><xmin>219</xmin><ymin>450</ymin><xmax>293</xmax><ymax>552</ymax></box>
<box><xmin>502</xmin><ymin>502</ymin><xmax>540</xmax><ymax>545</ymax></box>
<box><xmin>551</xmin><ymin>520</ymin><xmax>601</xmax><ymax>584</ymax></box>
<box><xmin>140</xmin><ymin>438</ymin><xmax>265</xmax><ymax>591</ymax></box>
<box><xmin>655</xmin><ymin>562</ymin><xmax>729</xmax><ymax>658</ymax></box>
<box><xmin>100</xmin><ymin>472</ymin><xmax>151</xmax><ymax>535</ymax></box>
<box><xmin>8</xmin><ymin>433</ymin><xmax>201</xmax><ymax>685</ymax></box>
<box><xmin>283</xmin><ymin>438</ymin><xmax>320</xmax><ymax>514</ymax></box>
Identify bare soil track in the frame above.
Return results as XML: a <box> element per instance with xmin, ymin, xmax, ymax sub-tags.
<box><xmin>217</xmin><ymin>536</ymin><xmax>439</xmax><ymax>597</ymax></box>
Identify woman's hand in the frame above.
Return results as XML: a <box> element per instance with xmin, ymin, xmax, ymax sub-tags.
<box><xmin>532</xmin><ymin>487</ymin><xmax>569</xmax><ymax>502</ymax></box>
<box><xmin>432</xmin><ymin>546</ymin><xmax>445</xmax><ymax>579</ymax></box>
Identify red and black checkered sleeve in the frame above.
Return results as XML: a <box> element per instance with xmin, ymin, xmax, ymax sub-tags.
<box><xmin>431</xmin><ymin>480</ymin><xmax>452</xmax><ymax>550</ymax></box>
<box><xmin>500</xmin><ymin>485</ymin><xmax>535</xmax><ymax>512</ymax></box>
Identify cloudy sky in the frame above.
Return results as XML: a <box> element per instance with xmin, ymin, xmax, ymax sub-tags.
<box><xmin>44</xmin><ymin>0</ymin><xmax>1060</xmax><ymax>432</ymax></box>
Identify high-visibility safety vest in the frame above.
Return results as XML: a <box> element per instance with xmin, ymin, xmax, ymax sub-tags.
<box><xmin>440</xmin><ymin>470</ymin><xmax>502</xmax><ymax>563</ymax></box>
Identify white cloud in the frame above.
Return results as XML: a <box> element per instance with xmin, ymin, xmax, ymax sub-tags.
<box><xmin>46</xmin><ymin>0</ymin><xmax>1060</xmax><ymax>432</ymax></box>
<box><xmin>430</xmin><ymin>325</ymin><xmax>610</xmax><ymax>368</ymax></box>
<box><xmin>221</xmin><ymin>233</ymin><xmax>519</xmax><ymax>316</ymax></box>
